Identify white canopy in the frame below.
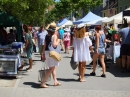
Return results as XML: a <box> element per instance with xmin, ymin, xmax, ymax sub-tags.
<box><xmin>102</xmin><ymin>7</ymin><xmax>130</xmax><ymax>24</ymax></box>
<box><xmin>60</xmin><ymin>20</ymin><xmax>73</xmax><ymax>27</ymax></box>
<box><xmin>87</xmin><ymin>17</ymin><xmax>108</xmax><ymax>26</ymax></box>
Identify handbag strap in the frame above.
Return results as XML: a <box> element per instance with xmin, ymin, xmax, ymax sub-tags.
<box><xmin>41</xmin><ymin>61</ymin><xmax>47</xmax><ymax>70</ymax></box>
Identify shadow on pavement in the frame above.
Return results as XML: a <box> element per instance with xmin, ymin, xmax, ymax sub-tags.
<box><xmin>105</xmin><ymin>63</ymin><xmax>130</xmax><ymax>78</ymax></box>
<box><xmin>33</xmin><ymin>60</ymin><xmax>41</xmax><ymax>61</ymax></box>
<box><xmin>73</xmin><ymin>73</ymin><xmax>90</xmax><ymax>77</ymax></box>
<box><xmin>57</xmin><ymin>78</ymin><xmax>79</xmax><ymax>82</ymax></box>
<box><xmin>34</xmin><ymin>53</ymin><xmax>40</xmax><ymax>55</ymax></box>
<box><xmin>63</xmin><ymin>56</ymin><xmax>72</xmax><ymax>58</ymax></box>
<box><xmin>23</xmin><ymin>82</ymin><xmax>40</xmax><ymax>88</ymax></box>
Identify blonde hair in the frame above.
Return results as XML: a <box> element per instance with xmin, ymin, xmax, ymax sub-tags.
<box><xmin>75</xmin><ymin>27</ymin><xmax>86</xmax><ymax>38</ymax></box>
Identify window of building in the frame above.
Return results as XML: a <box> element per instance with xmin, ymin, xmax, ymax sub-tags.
<box><xmin>120</xmin><ymin>7</ymin><xmax>122</xmax><ymax>12</ymax></box>
<box><xmin>125</xmin><ymin>5</ymin><xmax>128</xmax><ymax>10</ymax></box>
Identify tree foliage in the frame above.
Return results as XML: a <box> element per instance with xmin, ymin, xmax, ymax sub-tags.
<box><xmin>45</xmin><ymin>0</ymin><xmax>102</xmax><ymax>23</ymax></box>
<box><xmin>0</xmin><ymin>0</ymin><xmax>54</xmax><ymax>25</ymax></box>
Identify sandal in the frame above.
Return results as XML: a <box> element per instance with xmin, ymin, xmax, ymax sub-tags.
<box><xmin>54</xmin><ymin>83</ymin><xmax>62</xmax><ymax>86</ymax></box>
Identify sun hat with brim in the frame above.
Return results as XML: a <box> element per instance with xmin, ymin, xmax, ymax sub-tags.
<box><xmin>47</xmin><ymin>27</ymin><xmax>56</xmax><ymax>32</ymax></box>
<box><xmin>77</xmin><ymin>24</ymin><xmax>85</xmax><ymax>29</ymax></box>
<box><xmin>46</xmin><ymin>22</ymin><xmax>60</xmax><ymax>31</ymax></box>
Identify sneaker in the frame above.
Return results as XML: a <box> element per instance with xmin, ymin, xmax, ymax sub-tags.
<box><xmin>101</xmin><ymin>74</ymin><xmax>106</xmax><ymax>78</ymax></box>
<box><xmin>90</xmin><ymin>72</ymin><xmax>96</xmax><ymax>76</ymax></box>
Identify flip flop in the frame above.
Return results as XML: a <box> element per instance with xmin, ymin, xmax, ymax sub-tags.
<box><xmin>54</xmin><ymin>83</ymin><xmax>62</xmax><ymax>86</ymax></box>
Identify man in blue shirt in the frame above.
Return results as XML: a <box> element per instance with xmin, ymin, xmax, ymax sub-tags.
<box><xmin>58</xmin><ymin>27</ymin><xmax>64</xmax><ymax>51</ymax></box>
<box><xmin>36</xmin><ymin>26</ymin><xmax>48</xmax><ymax>60</ymax></box>
<box><xmin>118</xmin><ymin>22</ymin><xmax>130</xmax><ymax>72</ymax></box>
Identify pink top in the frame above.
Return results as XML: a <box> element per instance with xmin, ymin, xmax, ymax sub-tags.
<box><xmin>63</xmin><ymin>32</ymin><xmax>70</xmax><ymax>41</ymax></box>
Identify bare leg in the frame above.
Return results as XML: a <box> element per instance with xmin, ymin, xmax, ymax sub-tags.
<box><xmin>52</xmin><ymin>66</ymin><xmax>60</xmax><ymax>84</ymax></box>
<box><xmin>41</xmin><ymin>66</ymin><xmax>55</xmax><ymax>88</ymax></box>
<box><xmin>92</xmin><ymin>54</ymin><xmax>99</xmax><ymax>73</ymax></box>
<box><xmin>122</xmin><ymin>55</ymin><xmax>126</xmax><ymax>68</ymax></box>
<box><xmin>67</xmin><ymin>47</ymin><xmax>69</xmax><ymax>53</ymax></box>
<box><xmin>29</xmin><ymin>58</ymin><xmax>32</xmax><ymax>69</ymax></box>
<box><xmin>78</xmin><ymin>62</ymin><xmax>82</xmax><ymax>80</ymax></box>
<box><xmin>99</xmin><ymin>54</ymin><xmax>106</xmax><ymax>75</ymax></box>
<box><xmin>127</xmin><ymin>56</ymin><xmax>130</xmax><ymax>70</ymax></box>
<box><xmin>80</xmin><ymin>62</ymin><xmax>86</xmax><ymax>82</ymax></box>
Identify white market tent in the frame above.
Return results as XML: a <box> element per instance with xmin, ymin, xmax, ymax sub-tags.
<box><xmin>60</xmin><ymin>20</ymin><xmax>73</xmax><ymax>27</ymax></box>
<box><xmin>102</xmin><ymin>7</ymin><xmax>130</xmax><ymax>24</ymax></box>
<box><xmin>73</xmin><ymin>11</ymin><xmax>102</xmax><ymax>24</ymax></box>
<box><xmin>86</xmin><ymin>17</ymin><xmax>108</xmax><ymax>26</ymax></box>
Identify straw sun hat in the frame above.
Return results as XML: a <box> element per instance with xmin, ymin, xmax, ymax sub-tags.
<box><xmin>46</xmin><ymin>22</ymin><xmax>60</xmax><ymax>32</ymax></box>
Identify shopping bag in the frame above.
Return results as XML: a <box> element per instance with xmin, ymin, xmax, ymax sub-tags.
<box><xmin>70</xmin><ymin>56</ymin><xmax>78</xmax><ymax>70</ymax></box>
<box><xmin>38</xmin><ymin>62</ymin><xmax>51</xmax><ymax>82</ymax></box>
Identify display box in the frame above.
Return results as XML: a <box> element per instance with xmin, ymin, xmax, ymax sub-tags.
<box><xmin>0</xmin><ymin>58</ymin><xmax>18</xmax><ymax>75</ymax></box>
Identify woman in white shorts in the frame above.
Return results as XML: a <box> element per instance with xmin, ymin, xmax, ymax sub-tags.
<box><xmin>40</xmin><ymin>25</ymin><xmax>61</xmax><ymax>88</ymax></box>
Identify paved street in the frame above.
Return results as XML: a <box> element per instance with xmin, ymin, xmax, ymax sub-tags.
<box><xmin>0</xmin><ymin>51</ymin><xmax>130</xmax><ymax>97</ymax></box>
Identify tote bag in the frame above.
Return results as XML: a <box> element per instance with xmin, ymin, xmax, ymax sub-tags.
<box><xmin>38</xmin><ymin>62</ymin><xmax>51</xmax><ymax>82</ymax></box>
<box><xmin>70</xmin><ymin>56</ymin><xmax>78</xmax><ymax>70</ymax></box>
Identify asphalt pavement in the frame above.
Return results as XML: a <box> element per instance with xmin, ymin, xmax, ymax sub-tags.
<box><xmin>0</xmin><ymin>50</ymin><xmax>130</xmax><ymax>97</ymax></box>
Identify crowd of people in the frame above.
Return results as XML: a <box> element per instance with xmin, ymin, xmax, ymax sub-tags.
<box><xmin>20</xmin><ymin>21</ymin><xmax>130</xmax><ymax>88</ymax></box>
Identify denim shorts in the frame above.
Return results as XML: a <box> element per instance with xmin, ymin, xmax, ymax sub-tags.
<box><xmin>94</xmin><ymin>47</ymin><xmax>105</xmax><ymax>54</ymax></box>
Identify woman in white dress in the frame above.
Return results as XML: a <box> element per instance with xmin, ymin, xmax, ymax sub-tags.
<box><xmin>73</xmin><ymin>24</ymin><xmax>94</xmax><ymax>82</ymax></box>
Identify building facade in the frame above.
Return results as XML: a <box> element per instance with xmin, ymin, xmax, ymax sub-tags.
<box><xmin>102</xmin><ymin>0</ymin><xmax>118</xmax><ymax>17</ymax></box>
<box><xmin>118</xmin><ymin>0</ymin><xmax>130</xmax><ymax>13</ymax></box>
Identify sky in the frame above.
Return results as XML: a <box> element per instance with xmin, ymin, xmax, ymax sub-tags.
<box><xmin>55</xmin><ymin>0</ymin><xmax>60</xmax><ymax>2</ymax></box>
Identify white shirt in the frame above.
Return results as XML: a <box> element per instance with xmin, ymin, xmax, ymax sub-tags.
<box><xmin>73</xmin><ymin>36</ymin><xmax>92</xmax><ymax>63</ymax></box>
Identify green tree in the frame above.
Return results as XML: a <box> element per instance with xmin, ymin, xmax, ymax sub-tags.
<box><xmin>0</xmin><ymin>0</ymin><xmax>54</xmax><ymax>25</ymax></box>
<box><xmin>45</xmin><ymin>0</ymin><xmax>102</xmax><ymax>23</ymax></box>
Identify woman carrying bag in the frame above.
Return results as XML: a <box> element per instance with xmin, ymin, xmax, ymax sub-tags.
<box><xmin>73</xmin><ymin>24</ymin><xmax>94</xmax><ymax>82</ymax></box>
<box><xmin>40</xmin><ymin>24</ymin><xmax>61</xmax><ymax>88</ymax></box>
